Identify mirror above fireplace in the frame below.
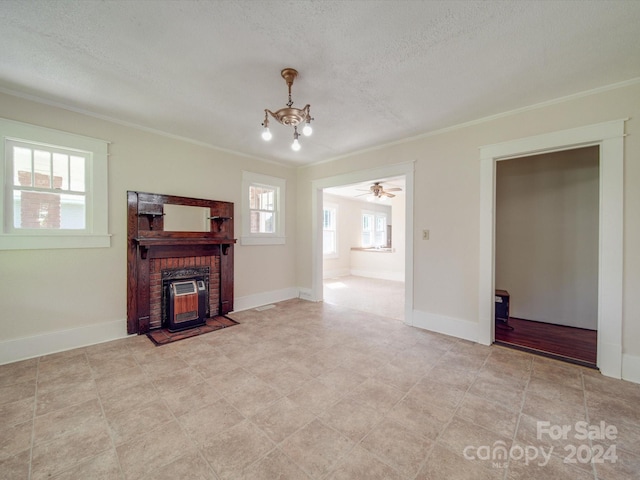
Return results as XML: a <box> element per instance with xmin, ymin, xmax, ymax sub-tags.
<box><xmin>163</xmin><ymin>204</ymin><xmax>210</xmax><ymax>232</ymax></box>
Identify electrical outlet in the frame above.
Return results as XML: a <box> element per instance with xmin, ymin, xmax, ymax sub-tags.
<box><xmin>423</xmin><ymin>229</ymin><xmax>429</xmax><ymax>240</ymax></box>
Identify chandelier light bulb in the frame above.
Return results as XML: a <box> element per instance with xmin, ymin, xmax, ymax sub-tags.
<box><xmin>291</xmin><ymin>138</ymin><xmax>301</xmax><ymax>151</ymax></box>
<box><xmin>302</xmin><ymin>121</ymin><xmax>313</xmax><ymax>136</ymax></box>
<box><xmin>261</xmin><ymin>126</ymin><xmax>272</xmax><ymax>141</ymax></box>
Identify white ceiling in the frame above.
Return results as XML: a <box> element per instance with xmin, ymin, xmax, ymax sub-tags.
<box><xmin>1</xmin><ymin>1</ymin><xmax>639</xmax><ymax>167</ymax></box>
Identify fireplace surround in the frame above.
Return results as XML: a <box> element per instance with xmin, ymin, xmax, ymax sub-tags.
<box><xmin>127</xmin><ymin>191</ymin><xmax>235</xmax><ymax>335</ymax></box>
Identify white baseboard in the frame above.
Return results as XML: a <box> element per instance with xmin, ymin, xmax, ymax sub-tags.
<box><xmin>232</xmin><ymin>287</ymin><xmax>300</xmax><ymax>312</ymax></box>
<box><xmin>0</xmin><ymin>319</ymin><xmax>129</xmax><ymax>366</ymax></box>
<box><xmin>349</xmin><ymin>268</ymin><xmax>404</xmax><ymax>282</ymax></box>
<box><xmin>298</xmin><ymin>288</ymin><xmax>315</xmax><ymax>302</ymax></box>
<box><xmin>411</xmin><ymin>309</ymin><xmax>480</xmax><ymax>343</ymax></box>
<box><xmin>598</xmin><ymin>340</ymin><xmax>623</xmax><ymax>379</ymax></box>
<box><xmin>622</xmin><ymin>353</ymin><xmax>640</xmax><ymax>384</ymax></box>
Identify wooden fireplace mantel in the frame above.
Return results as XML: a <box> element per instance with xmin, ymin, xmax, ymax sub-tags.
<box><xmin>127</xmin><ymin>191</ymin><xmax>236</xmax><ymax>335</ymax></box>
<box><xmin>134</xmin><ymin>236</ymin><xmax>234</xmax><ymax>259</ymax></box>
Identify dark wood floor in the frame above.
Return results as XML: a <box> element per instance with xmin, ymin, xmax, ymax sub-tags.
<box><xmin>495</xmin><ymin>317</ymin><xmax>597</xmax><ymax>368</ymax></box>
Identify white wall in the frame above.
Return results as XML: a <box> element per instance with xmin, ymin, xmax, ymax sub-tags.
<box><xmin>322</xmin><ymin>193</ymin><xmax>361</xmax><ymax>278</ymax></box>
<box><xmin>495</xmin><ymin>147</ymin><xmax>599</xmax><ymax>329</ymax></box>
<box><xmin>0</xmin><ymin>92</ymin><xmax>298</xmax><ymax>362</ymax></box>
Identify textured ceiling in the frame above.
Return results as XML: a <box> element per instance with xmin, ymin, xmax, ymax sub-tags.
<box><xmin>1</xmin><ymin>1</ymin><xmax>639</xmax><ymax>167</ymax></box>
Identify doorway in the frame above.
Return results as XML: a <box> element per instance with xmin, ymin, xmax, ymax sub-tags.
<box><xmin>493</xmin><ymin>147</ymin><xmax>599</xmax><ymax>367</ymax></box>
<box><xmin>322</xmin><ymin>177</ymin><xmax>406</xmax><ymax>321</ymax></box>
<box><xmin>478</xmin><ymin>119</ymin><xmax>625</xmax><ymax>379</ymax></box>
<box><xmin>310</xmin><ymin>162</ymin><xmax>415</xmax><ymax>325</ymax></box>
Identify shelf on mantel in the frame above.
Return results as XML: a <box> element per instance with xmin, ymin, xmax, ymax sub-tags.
<box><xmin>134</xmin><ymin>237</ymin><xmax>236</xmax><ymax>247</ymax></box>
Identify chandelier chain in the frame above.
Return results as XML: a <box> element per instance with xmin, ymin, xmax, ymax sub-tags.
<box><xmin>287</xmin><ymin>84</ymin><xmax>293</xmax><ymax>107</ymax></box>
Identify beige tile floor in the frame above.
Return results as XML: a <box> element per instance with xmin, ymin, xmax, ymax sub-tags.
<box><xmin>323</xmin><ymin>275</ymin><xmax>405</xmax><ymax>321</ymax></box>
<box><xmin>1</xmin><ymin>299</ymin><xmax>639</xmax><ymax>479</ymax></box>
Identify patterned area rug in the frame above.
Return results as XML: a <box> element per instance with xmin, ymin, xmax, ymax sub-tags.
<box><xmin>146</xmin><ymin>315</ymin><xmax>238</xmax><ymax>346</ymax></box>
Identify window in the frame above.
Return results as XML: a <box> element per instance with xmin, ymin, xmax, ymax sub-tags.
<box><xmin>0</xmin><ymin>118</ymin><xmax>110</xmax><ymax>250</ymax></box>
<box><xmin>361</xmin><ymin>210</ymin><xmax>387</xmax><ymax>248</ymax></box>
<box><xmin>241</xmin><ymin>171</ymin><xmax>286</xmax><ymax>245</ymax></box>
<box><xmin>8</xmin><ymin>140</ymin><xmax>87</xmax><ymax>230</ymax></box>
<box><xmin>250</xmin><ymin>184</ymin><xmax>276</xmax><ymax>234</ymax></box>
<box><xmin>375</xmin><ymin>215</ymin><xmax>387</xmax><ymax>247</ymax></box>
<box><xmin>361</xmin><ymin>213</ymin><xmax>374</xmax><ymax>248</ymax></box>
<box><xmin>323</xmin><ymin>204</ymin><xmax>337</xmax><ymax>257</ymax></box>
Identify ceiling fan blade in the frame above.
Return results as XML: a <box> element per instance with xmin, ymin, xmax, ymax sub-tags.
<box><xmin>384</xmin><ymin>192</ymin><xmax>396</xmax><ymax>198</ymax></box>
<box><xmin>385</xmin><ymin>187</ymin><xmax>402</xmax><ymax>192</ymax></box>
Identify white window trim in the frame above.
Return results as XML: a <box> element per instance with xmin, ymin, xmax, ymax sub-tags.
<box><xmin>0</xmin><ymin>118</ymin><xmax>111</xmax><ymax>250</ymax></box>
<box><xmin>241</xmin><ymin>171</ymin><xmax>286</xmax><ymax>245</ymax></box>
<box><xmin>322</xmin><ymin>202</ymin><xmax>338</xmax><ymax>258</ymax></box>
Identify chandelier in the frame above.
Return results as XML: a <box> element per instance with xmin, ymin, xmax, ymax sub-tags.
<box><xmin>261</xmin><ymin>68</ymin><xmax>313</xmax><ymax>151</ymax></box>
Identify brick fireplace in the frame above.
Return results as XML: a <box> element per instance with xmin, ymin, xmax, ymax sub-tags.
<box><xmin>127</xmin><ymin>191</ymin><xmax>235</xmax><ymax>335</ymax></box>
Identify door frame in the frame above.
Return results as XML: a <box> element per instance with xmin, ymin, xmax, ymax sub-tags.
<box><xmin>310</xmin><ymin>162</ymin><xmax>415</xmax><ymax>324</ymax></box>
<box><xmin>479</xmin><ymin>119</ymin><xmax>625</xmax><ymax>378</ymax></box>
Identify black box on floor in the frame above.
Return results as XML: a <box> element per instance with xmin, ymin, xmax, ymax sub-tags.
<box><xmin>495</xmin><ymin>289</ymin><xmax>509</xmax><ymax>322</ymax></box>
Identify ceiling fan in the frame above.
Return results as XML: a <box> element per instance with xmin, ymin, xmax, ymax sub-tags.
<box><xmin>356</xmin><ymin>182</ymin><xmax>403</xmax><ymax>199</ymax></box>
